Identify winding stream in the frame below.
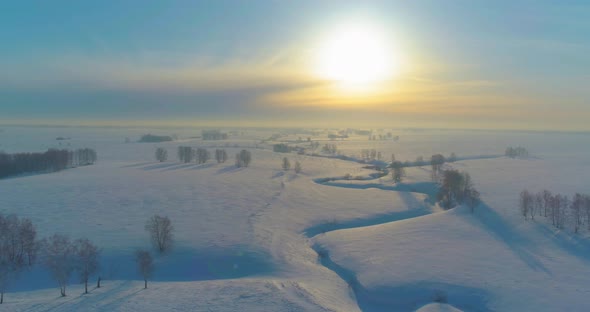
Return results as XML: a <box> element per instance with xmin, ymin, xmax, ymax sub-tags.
<box><xmin>303</xmin><ymin>164</ymin><xmax>493</xmax><ymax>312</ymax></box>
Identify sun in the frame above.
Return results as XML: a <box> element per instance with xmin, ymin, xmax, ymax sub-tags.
<box><xmin>313</xmin><ymin>22</ymin><xmax>399</xmax><ymax>87</ymax></box>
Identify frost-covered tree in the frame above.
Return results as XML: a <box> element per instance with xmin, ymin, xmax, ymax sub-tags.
<box><xmin>282</xmin><ymin>157</ymin><xmax>291</xmax><ymax>171</ymax></box>
<box><xmin>215</xmin><ymin>149</ymin><xmax>228</xmax><ymax>163</ymax></box>
<box><xmin>571</xmin><ymin>193</ymin><xmax>584</xmax><ymax>233</ymax></box>
<box><xmin>155</xmin><ymin>148</ymin><xmax>167</xmax><ymax>162</ymax></box>
<box><xmin>542</xmin><ymin>190</ymin><xmax>552</xmax><ymax>217</ymax></box>
<box><xmin>177</xmin><ymin>146</ymin><xmax>193</xmax><ymax>163</ymax></box>
<box><xmin>520</xmin><ymin>190</ymin><xmax>532</xmax><ymax>220</ymax></box>
<box><xmin>41</xmin><ymin>234</ymin><xmax>76</xmax><ymax>297</ymax></box>
<box><xmin>73</xmin><ymin>238</ymin><xmax>100</xmax><ymax>294</ymax></box>
<box><xmin>145</xmin><ymin>215</ymin><xmax>174</xmax><ymax>254</ymax></box>
<box><xmin>135</xmin><ymin>250</ymin><xmax>154</xmax><ymax>289</ymax></box>
<box><xmin>195</xmin><ymin>148</ymin><xmax>210</xmax><ymax>164</ymax></box>
<box><xmin>0</xmin><ymin>214</ymin><xmax>37</xmax><ymax>304</ymax></box>
<box><xmin>235</xmin><ymin>150</ymin><xmax>252</xmax><ymax>168</ymax></box>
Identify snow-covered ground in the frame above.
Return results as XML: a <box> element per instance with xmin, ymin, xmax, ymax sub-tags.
<box><xmin>0</xmin><ymin>125</ymin><xmax>589</xmax><ymax>311</ymax></box>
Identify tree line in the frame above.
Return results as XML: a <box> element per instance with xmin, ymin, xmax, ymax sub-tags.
<box><xmin>158</xmin><ymin>147</ymin><xmax>251</xmax><ymax>168</ymax></box>
<box><xmin>0</xmin><ymin>148</ymin><xmax>97</xmax><ymax>179</ymax></box>
<box><xmin>520</xmin><ymin>190</ymin><xmax>590</xmax><ymax>233</ymax></box>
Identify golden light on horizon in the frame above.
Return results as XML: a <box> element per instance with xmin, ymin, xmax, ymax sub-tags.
<box><xmin>313</xmin><ymin>22</ymin><xmax>400</xmax><ymax>88</ymax></box>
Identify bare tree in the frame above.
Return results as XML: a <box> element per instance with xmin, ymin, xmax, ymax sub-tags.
<box><xmin>215</xmin><ymin>149</ymin><xmax>228</xmax><ymax>163</ymax></box>
<box><xmin>135</xmin><ymin>250</ymin><xmax>154</xmax><ymax>289</ymax></box>
<box><xmin>533</xmin><ymin>192</ymin><xmax>544</xmax><ymax>220</ymax></box>
<box><xmin>461</xmin><ymin>173</ymin><xmax>480</xmax><ymax>213</ymax></box>
<box><xmin>542</xmin><ymin>190</ymin><xmax>552</xmax><ymax>217</ymax></box>
<box><xmin>74</xmin><ymin>238</ymin><xmax>100</xmax><ymax>294</ymax></box>
<box><xmin>520</xmin><ymin>190</ymin><xmax>532</xmax><ymax>220</ymax></box>
<box><xmin>41</xmin><ymin>234</ymin><xmax>76</xmax><ymax>297</ymax></box>
<box><xmin>585</xmin><ymin>194</ymin><xmax>590</xmax><ymax>230</ymax></box>
<box><xmin>294</xmin><ymin>161</ymin><xmax>302</xmax><ymax>174</ymax></box>
<box><xmin>0</xmin><ymin>214</ymin><xmax>37</xmax><ymax>304</ymax></box>
<box><xmin>282</xmin><ymin>157</ymin><xmax>291</xmax><ymax>171</ymax></box>
<box><xmin>177</xmin><ymin>146</ymin><xmax>193</xmax><ymax>163</ymax></box>
<box><xmin>571</xmin><ymin>194</ymin><xmax>583</xmax><ymax>233</ymax></box>
<box><xmin>155</xmin><ymin>148</ymin><xmax>168</xmax><ymax>162</ymax></box>
<box><xmin>145</xmin><ymin>215</ymin><xmax>174</xmax><ymax>254</ymax></box>
<box><xmin>195</xmin><ymin>148</ymin><xmax>210</xmax><ymax>164</ymax></box>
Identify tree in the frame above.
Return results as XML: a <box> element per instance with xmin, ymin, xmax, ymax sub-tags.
<box><xmin>439</xmin><ymin>170</ymin><xmax>464</xmax><ymax>209</ymax></box>
<box><xmin>145</xmin><ymin>215</ymin><xmax>174</xmax><ymax>254</ymax></box>
<box><xmin>235</xmin><ymin>150</ymin><xmax>252</xmax><ymax>168</ymax></box>
<box><xmin>430</xmin><ymin>154</ymin><xmax>445</xmax><ymax>182</ymax></box>
<box><xmin>0</xmin><ymin>214</ymin><xmax>37</xmax><ymax>304</ymax></box>
<box><xmin>282</xmin><ymin>157</ymin><xmax>291</xmax><ymax>171</ymax></box>
<box><xmin>41</xmin><ymin>234</ymin><xmax>76</xmax><ymax>297</ymax></box>
<box><xmin>135</xmin><ymin>250</ymin><xmax>154</xmax><ymax>289</ymax></box>
<box><xmin>391</xmin><ymin>161</ymin><xmax>405</xmax><ymax>183</ymax></box>
<box><xmin>571</xmin><ymin>193</ymin><xmax>583</xmax><ymax>233</ymax></box>
<box><xmin>195</xmin><ymin>148</ymin><xmax>210</xmax><ymax>164</ymax></box>
<box><xmin>177</xmin><ymin>146</ymin><xmax>193</xmax><ymax>163</ymax></box>
<box><xmin>460</xmin><ymin>173</ymin><xmax>480</xmax><ymax>213</ymax></box>
<box><xmin>520</xmin><ymin>190</ymin><xmax>532</xmax><ymax>220</ymax></box>
<box><xmin>465</xmin><ymin>187</ymin><xmax>480</xmax><ymax>213</ymax></box>
<box><xmin>215</xmin><ymin>149</ymin><xmax>228</xmax><ymax>163</ymax></box>
<box><xmin>74</xmin><ymin>238</ymin><xmax>100</xmax><ymax>294</ymax></box>
<box><xmin>294</xmin><ymin>161</ymin><xmax>302</xmax><ymax>174</ymax></box>
<box><xmin>542</xmin><ymin>190</ymin><xmax>552</xmax><ymax>217</ymax></box>
<box><xmin>155</xmin><ymin>148</ymin><xmax>167</xmax><ymax>162</ymax></box>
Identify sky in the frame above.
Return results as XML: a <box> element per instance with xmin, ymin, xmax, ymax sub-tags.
<box><xmin>1</xmin><ymin>0</ymin><xmax>589</xmax><ymax>130</ymax></box>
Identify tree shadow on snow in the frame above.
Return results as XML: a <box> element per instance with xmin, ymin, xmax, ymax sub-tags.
<box><xmin>467</xmin><ymin>203</ymin><xmax>549</xmax><ymax>273</ymax></box>
<box><xmin>161</xmin><ymin>163</ymin><xmax>198</xmax><ymax>171</ymax></box>
<box><xmin>216</xmin><ymin>165</ymin><xmax>242</xmax><ymax>175</ymax></box>
<box><xmin>140</xmin><ymin>162</ymin><xmax>183</xmax><ymax>171</ymax></box>
<box><xmin>536</xmin><ymin>224</ymin><xmax>590</xmax><ymax>265</ymax></box>
<box><xmin>11</xmin><ymin>247</ymin><xmax>275</xmax><ymax>293</ymax></box>
<box><xmin>188</xmin><ymin>163</ymin><xmax>216</xmax><ymax>171</ymax></box>
<box><xmin>121</xmin><ymin>162</ymin><xmax>153</xmax><ymax>168</ymax></box>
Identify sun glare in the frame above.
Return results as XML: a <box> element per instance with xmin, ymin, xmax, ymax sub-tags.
<box><xmin>314</xmin><ymin>22</ymin><xmax>399</xmax><ymax>87</ymax></box>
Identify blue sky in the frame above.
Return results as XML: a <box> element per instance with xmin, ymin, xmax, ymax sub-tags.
<box><xmin>1</xmin><ymin>0</ymin><xmax>589</xmax><ymax>129</ymax></box>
